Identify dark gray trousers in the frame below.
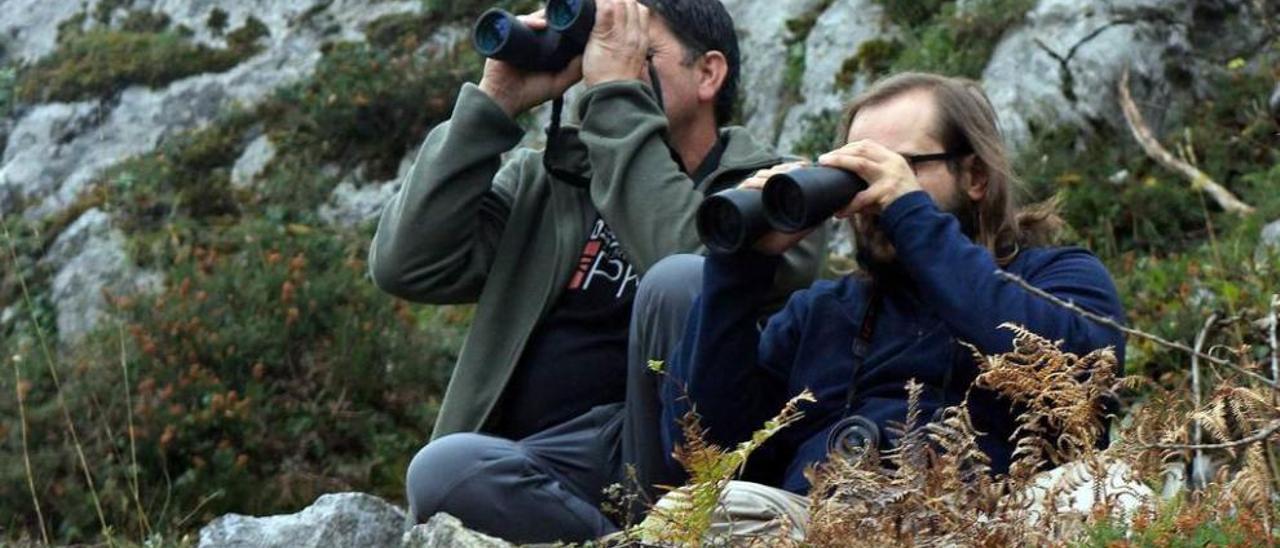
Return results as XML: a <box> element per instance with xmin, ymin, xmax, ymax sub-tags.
<box><xmin>405</xmin><ymin>255</ymin><xmax>705</xmax><ymax>543</ymax></box>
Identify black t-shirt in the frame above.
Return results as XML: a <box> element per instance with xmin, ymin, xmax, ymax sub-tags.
<box><xmin>491</xmin><ymin>215</ymin><xmax>640</xmax><ymax>439</ymax></box>
<box><xmin>489</xmin><ymin>137</ymin><xmax>728</xmax><ymax>440</ymax></box>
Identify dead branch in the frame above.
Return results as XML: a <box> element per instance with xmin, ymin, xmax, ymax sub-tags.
<box><xmin>994</xmin><ymin>270</ymin><xmax>1280</xmax><ymax>390</ymax></box>
<box><xmin>1118</xmin><ymin>67</ymin><xmax>1255</xmax><ymax>215</ymax></box>
<box><xmin>1148</xmin><ymin>419</ymin><xmax>1280</xmax><ymax>451</ymax></box>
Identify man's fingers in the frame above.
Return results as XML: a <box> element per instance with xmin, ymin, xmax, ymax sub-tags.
<box><xmin>595</xmin><ymin>0</ymin><xmax>616</xmax><ymax>34</ymax></box>
<box><xmin>818</xmin><ymin>152</ymin><xmax>882</xmax><ymax>182</ymax></box>
<box><xmin>517</xmin><ymin>9</ymin><xmax>548</xmax><ymax>30</ymax></box>
<box><xmin>637</xmin><ymin>2</ymin><xmax>650</xmax><ymax>33</ymax></box>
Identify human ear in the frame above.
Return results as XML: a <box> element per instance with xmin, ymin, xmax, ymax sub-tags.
<box><xmin>698</xmin><ymin>50</ymin><xmax>728</xmax><ymax>104</ymax></box>
<box><xmin>963</xmin><ymin>156</ymin><xmax>989</xmax><ymax>202</ymax></box>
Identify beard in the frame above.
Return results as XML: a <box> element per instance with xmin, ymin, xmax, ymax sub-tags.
<box><xmin>851</xmin><ymin>189</ymin><xmax>977</xmax><ymax>271</ymax></box>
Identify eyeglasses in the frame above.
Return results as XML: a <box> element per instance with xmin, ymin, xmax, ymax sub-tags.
<box><xmin>902</xmin><ymin>150</ymin><xmax>971</xmax><ymax>174</ymax></box>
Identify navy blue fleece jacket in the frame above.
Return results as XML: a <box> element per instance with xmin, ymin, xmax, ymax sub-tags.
<box><xmin>660</xmin><ymin>190</ymin><xmax>1126</xmax><ymax>494</ymax></box>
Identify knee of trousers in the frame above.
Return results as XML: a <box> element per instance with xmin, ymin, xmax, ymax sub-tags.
<box><xmin>405</xmin><ymin>432</ymin><xmax>522</xmax><ymax>523</ymax></box>
<box><xmin>635</xmin><ymin>254</ymin><xmax>704</xmax><ymax>319</ymax></box>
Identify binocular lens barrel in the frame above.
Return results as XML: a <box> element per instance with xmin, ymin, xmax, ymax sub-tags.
<box><xmin>762</xmin><ymin>167</ymin><xmax>868</xmax><ymax>233</ymax></box>
<box><xmin>696</xmin><ymin>189</ymin><xmax>771</xmax><ymax>255</ymax></box>
<box><xmin>472</xmin><ymin>8</ymin><xmax>578</xmax><ymax>72</ymax></box>
<box><xmin>694</xmin><ymin>167</ymin><xmax>868</xmax><ymax>253</ymax></box>
<box><xmin>547</xmin><ymin>0</ymin><xmax>595</xmax><ymax>45</ymax></box>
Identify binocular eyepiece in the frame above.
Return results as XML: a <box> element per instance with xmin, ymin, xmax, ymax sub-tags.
<box><xmin>473</xmin><ymin>0</ymin><xmax>596</xmax><ymax>72</ymax></box>
<box><xmin>697</xmin><ymin>166</ymin><xmax>869</xmax><ymax>254</ymax></box>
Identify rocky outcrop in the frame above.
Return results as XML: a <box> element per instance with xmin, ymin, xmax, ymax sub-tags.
<box><xmin>402</xmin><ymin>513</ymin><xmax>514</xmax><ymax>548</ymax></box>
<box><xmin>0</xmin><ymin>0</ymin><xmax>420</xmax><ymax>220</ymax></box>
<box><xmin>774</xmin><ymin>0</ymin><xmax>890</xmax><ymax>154</ymax></box>
<box><xmin>198</xmin><ymin>492</ymin><xmax>409</xmax><ymax>548</ymax></box>
<box><xmin>720</xmin><ymin>0</ymin><xmax>832</xmax><ymax>144</ymax></box>
<box><xmin>42</xmin><ymin>208</ymin><xmax>162</xmax><ymax>344</ymax></box>
<box><xmin>197</xmin><ymin>493</ymin><xmax>515</xmax><ymax>548</ymax></box>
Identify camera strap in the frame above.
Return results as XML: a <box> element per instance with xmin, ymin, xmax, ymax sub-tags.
<box><xmin>843</xmin><ymin>286</ymin><xmax>882</xmax><ymax>413</ymax></box>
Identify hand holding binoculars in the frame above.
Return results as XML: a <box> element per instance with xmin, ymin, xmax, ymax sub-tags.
<box><xmin>697</xmin><ymin>166</ymin><xmax>869</xmax><ymax>254</ymax></box>
<box><xmin>473</xmin><ymin>0</ymin><xmax>596</xmax><ymax>72</ymax></box>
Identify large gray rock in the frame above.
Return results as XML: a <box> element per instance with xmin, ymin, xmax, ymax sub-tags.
<box><xmin>43</xmin><ymin>208</ymin><xmax>162</xmax><ymax>344</ymax></box>
<box><xmin>775</xmin><ymin>0</ymin><xmax>890</xmax><ymax>154</ymax></box>
<box><xmin>198</xmin><ymin>492</ymin><xmax>409</xmax><ymax>548</ymax></box>
<box><xmin>402</xmin><ymin>513</ymin><xmax>513</xmax><ymax>548</ymax></box>
<box><xmin>982</xmin><ymin>0</ymin><xmax>1189</xmax><ymax>151</ymax></box>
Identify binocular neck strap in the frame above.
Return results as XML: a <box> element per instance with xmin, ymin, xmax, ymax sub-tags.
<box><xmin>844</xmin><ymin>286</ymin><xmax>881</xmax><ymax>413</ymax></box>
<box><xmin>542</xmin><ymin>63</ymin><xmax>686</xmax><ymax>186</ymax></box>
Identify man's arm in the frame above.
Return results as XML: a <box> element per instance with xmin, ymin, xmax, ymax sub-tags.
<box><xmin>883</xmin><ymin>191</ymin><xmax>1126</xmax><ymax>359</ymax></box>
<box><xmin>660</xmin><ymin>250</ymin><xmax>804</xmax><ymax>467</ymax></box>
<box><xmin>368</xmin><ymin>83</ymin><xmax>528</xmax><ymax>304</ymax></box>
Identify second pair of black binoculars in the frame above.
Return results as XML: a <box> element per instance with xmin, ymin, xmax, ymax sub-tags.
<box><xmin>473</xmin><ymin>0</ymin><xmax>595</xmax><ymax>72</ymax></box>
<box><xmin>697</xmin><ymin>167</ymin><xmax>869</xmax><ymax>254</ymax></box>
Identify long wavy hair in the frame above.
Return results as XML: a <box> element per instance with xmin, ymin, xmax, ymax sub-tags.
<box><xmin>838</xmin><ymin>72</ymin><xmax>1062</xmax><ymax>265</ymax></box>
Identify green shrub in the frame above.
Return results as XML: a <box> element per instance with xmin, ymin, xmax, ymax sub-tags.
<box><xmin>263</xmin><ymin>40</ymin><xmax>482</xmax><ymax>181</ymax></box>
<box><xmin>16</xmin><ymin>23</ymin><xmax>262</xmax><ymax>103</ymax></box>
<box><xmin>1</xmin><ymin>222</ymin><xmax>468</xmax><ymax>542</ymax></box>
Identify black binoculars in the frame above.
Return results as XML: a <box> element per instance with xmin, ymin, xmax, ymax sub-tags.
<box><xmin>473</xmin><ymin>0</ymin><xmax>596</xmax><ymax>72</ymax></box>
<box><xmin>697</xmin><ymin>167</ymin><xmax>869</xmax><ymax>254</ymax></box>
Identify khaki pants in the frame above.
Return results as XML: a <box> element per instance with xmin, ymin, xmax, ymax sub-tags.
<box><xmin>651</xmin><ymin>480</ymin><xmax>810</xmax><ymax>543</ymax></box>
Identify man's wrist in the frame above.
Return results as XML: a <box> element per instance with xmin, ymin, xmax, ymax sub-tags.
<box><xmin>477</xmin><ymin>81</ymin><xmax>524</xmax><ymax>118</ymax></box>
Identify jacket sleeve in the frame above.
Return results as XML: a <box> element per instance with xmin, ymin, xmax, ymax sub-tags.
<box><xmin>881</xmin><ymin>191</ymin><xmax>1126</xmax><ymax>361</ymax></box>
<box><xmin>368</xmin><ymin>83</ymin><xmax>531</xmax><ymax>304</ymax></box>
<box><xmin>660</xmin><ymin>250</ymin><xmax>806</xmax><ymax>467</ymax></box>
<box><xmin>574</xmin><ymin>80</ymin><xmax>827</xmax><ymax>298</ymax></box>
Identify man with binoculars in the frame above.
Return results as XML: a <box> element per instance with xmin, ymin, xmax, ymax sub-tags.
<box><xmin>368</xmin><ymin>0</ymin><xmax>823</xmax><ymax>542</ymax></box>
<box><xmin>654</xmin><ymin>72</ymin><xmax>1127</xmax><ymax>538</ymax></box>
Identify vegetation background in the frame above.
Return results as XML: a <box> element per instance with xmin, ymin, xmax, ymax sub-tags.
<box><xmin>0</xmin><ymin>0</ymin><xmax>1277</xmax><ymax>544</ymax></box>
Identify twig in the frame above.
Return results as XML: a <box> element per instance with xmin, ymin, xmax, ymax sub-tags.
<box><xmin>1118</xmin><ymin>67</ymin><xmax>1254</xmax><ymax>215</ymax></box>
<box><xmin>1190</xmin><ymin>315</ymin><xmax>1217</xmax><ymax>490</ymax></box>
<box><xmin>994</xmin><ymin>270</ymin><xmax>1280</xmax><ymax>390</ymax></box>
<box><xmin>1148</xmin><ymin>419</ymin><xmax>1280</xmax><ymax>450</ymax></box>
<box><xmin>119</xmin><ymin>322</ymin><xmax>152</xmax><ymax>536</ymax></box>
<box><xmin>13</xmin><ymin>357</ymin><xmax>50</xmax><ymax>545</ymax></box>
<box><xmin>1192</xmin><ymin>315</ymin><xmax>1216</xmax><ymax>471</ymax></box>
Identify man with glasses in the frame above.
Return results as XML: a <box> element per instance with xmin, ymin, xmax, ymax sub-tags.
<box><xmin>648</xmin><ymin>72</ymin><xmax>1126</xmax><ymax>538</ymax></box>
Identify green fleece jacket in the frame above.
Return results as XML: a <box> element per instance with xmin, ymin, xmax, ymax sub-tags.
<box><xmin>370</xmin><ymin>80</ymin><xmax>826</xmax><ymax>439</ymax></box>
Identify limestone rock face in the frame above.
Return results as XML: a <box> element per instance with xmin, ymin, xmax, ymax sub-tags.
<box><xmin>198</xmin><ymin>492</ymin><xmax>409</xmax><ymax>548</ymax></box>
<box><xmin>42</xmin><ymin>209</ymin><xmax>163</xmax><ymax>344</ymax></box>
<box><xmin>774</xmin><ymin>0</ymin><xmax>890</xmax><ymax>154</ymax></box>
<box><xmin>981</xmin><ymin>0</ymin><xmax>1188</xmax><ymax>151</ymax></box>
<box><xmin>720</xmin><ymin>0</ymin><xmax>831</xmax><ymax>144</ymax></box>
<box><xmin>0</xmin><ymin>0</ymin><xmax>420</xmax><ymax>220</ymax></box>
